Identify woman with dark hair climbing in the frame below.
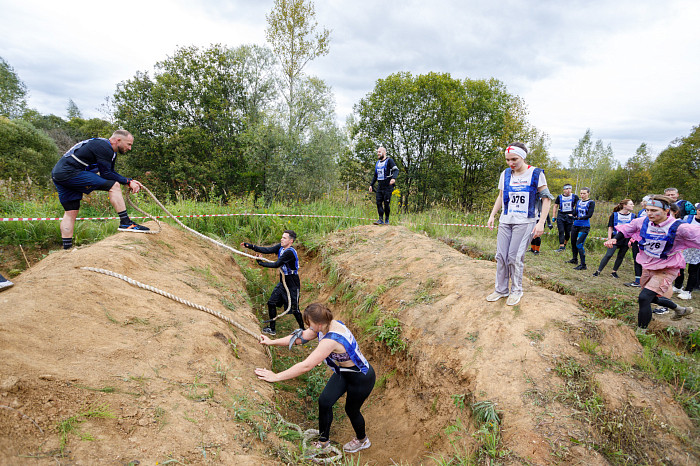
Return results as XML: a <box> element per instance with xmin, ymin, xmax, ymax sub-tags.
<box><xmin>604</xmin><ymin>195</ymin><xmax>700</xmax><ymax>331</ymax></box>
<box><xmin>593</xmin><ymin>199</ymin><xmax>636</xmax><ymax>278</ymax></box>
<box><xmin>255</xmin><ymin>302</ymin><xmax>376</xmax><ymax>455</ymax></box>
<box><xmin>486</xmin><ymin>142</ymin><xmax>553</xmax><ymax>306</ymax></box>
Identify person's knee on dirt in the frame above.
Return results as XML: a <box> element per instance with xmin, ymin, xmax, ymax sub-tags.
<box><xmin>242</xmin><ymin>230</ymin><xmax>303</xmax><ymax>335</ymax></box>
<box><xmin>486</xmin><ymin>142</ymin><xmax>553</xmax><ymax>306</ymax></box>
<box><xmin>369</xmin><ymin>146</ymin><xmax>399</xmax><ymax>225</ymax></box>
<box><xmin>51</xmin><ymin>130</ymin><xmax>149</xmax><ymax>249</ymax></box>
<box><xmin>255</xmin><ymin>302</ymin><xmax>375</xmax><ymax>454</ymax></box>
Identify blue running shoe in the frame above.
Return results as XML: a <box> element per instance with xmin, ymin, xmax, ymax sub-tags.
<box><xmin>118</xmin><ymin>222</ymin><xmax>151</xmax><ymax>233</ymax></box>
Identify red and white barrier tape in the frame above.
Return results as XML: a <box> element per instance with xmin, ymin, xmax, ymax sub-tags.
<box><xmin>0</xmin><ymin>212</ymin><xmax>610</xmax><ymax>241</ymax></box>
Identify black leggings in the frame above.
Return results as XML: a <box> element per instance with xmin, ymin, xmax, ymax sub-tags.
<box><xmin>557</xmin><ymin>217</ymin><xmax>573</xmax><ymax>245</ymax></box>
<box><xmin>597</xmin><ymin>242</ymin><xmax>629</xmax><ymax>272</ymax></box>
<box><xmin>376</xmin><ymin>189</ymin><xmax>392</xmax><ymax>221</ymax></box>
<box><xmin>674</xmin><ymin>263</ymin><xmax>700</xmax><ymax>292</ymax></box>
<box><xmin>318</xmin><ymin>364</ymin><xmax>376</xmax><ymax>442</ymax></box>
<box><xmin>631</xmin><ymin>242</ymin><xmax>642</xmax><ymax>279</ymax></box>
<box><xmin>638</xmin><ymin>288</ymin><xmax>677</xmax><ymax>328</ymax></box>
<box><xmin>267</xmin><ymin>282</ymin><xmax>303</xmax><ymax>331</ymax></box>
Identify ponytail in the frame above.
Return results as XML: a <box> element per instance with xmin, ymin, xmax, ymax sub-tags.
<box><xmin>303</xmin><ymin>302</ymin><xmax>334</xmax><ymax>327</ymax></box>
<box><xmin>613</xmin><ymin>199</ymin><xmax>632</xmax><ymax>212</ymax></box>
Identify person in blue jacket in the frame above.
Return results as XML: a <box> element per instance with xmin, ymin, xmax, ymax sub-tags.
<box><xmin>51</xmin><ymin>130</ymin><xmax>149</xmax><ymax>249</ymax></box>
<box><xmin>593</xmin><ymin>199</ymin><xmax>635</xmax><ymax>277</ymax></box>
<box><xmin>256</xmin><ymin>302</ymin><xmax>375</xmax><ymax>455</ymax></box>
<box><xmin>567</xmin><ymin>187</ymin><xmax>595</xmax><ymax>270</ymax></box>
<box><xmin>368</xmin><ymin>146</ymin><xmax>399</xmax><ymax>225</ymax></box>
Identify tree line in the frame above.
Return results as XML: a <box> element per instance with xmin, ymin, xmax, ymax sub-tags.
<box><xmin>1</xmin><ymin>0</ymin><xmax>698</xmax><ymax>211</ymax></box>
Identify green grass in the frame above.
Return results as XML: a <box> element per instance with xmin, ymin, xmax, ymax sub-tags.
<box><xmin>56</xmin><ymin>404</ymin><xmax>116</xmax><ymax>453</ymax></box>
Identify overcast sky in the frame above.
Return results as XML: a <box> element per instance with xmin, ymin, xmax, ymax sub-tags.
<box><xmin>1</xmin><ymin>0</ymin><xmax>698</xmax><ymax>165</ymax></box>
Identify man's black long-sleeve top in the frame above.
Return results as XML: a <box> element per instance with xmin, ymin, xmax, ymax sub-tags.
<box><xmin>247</xmin><ymin>243</ymin><xmax>300</xmax><ymax>288</ymax></box>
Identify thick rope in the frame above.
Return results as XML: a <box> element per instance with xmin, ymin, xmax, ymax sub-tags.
<box><xmin>81</xmin><ymin>267</ymin><xmax>260</xmax><ymax>340</ymax></box>
<box><xmin>126</xmin><ymin>186</ymin><xmax>293</xmax><ymax>316</ymax></box>
<box><xmin>276</xmin><ymin>414</ymin><xmax>342</xmax><ymax>463</ymax></box>
<box><xmin>123</xmin><ymin>187</ymin><xmax>322</xmax><ymax>457</ymax></box>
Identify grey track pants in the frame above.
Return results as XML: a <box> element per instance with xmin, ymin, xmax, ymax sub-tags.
<box><xmin>494</xmin><ymin>222</ymin><xmax>535</xmax><ymax>295</ymax></box>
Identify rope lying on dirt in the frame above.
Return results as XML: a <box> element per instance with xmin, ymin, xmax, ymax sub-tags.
<box><xmin>121</xmin><ymin>187</ymin><xmax>323</xmax><ymax>458</ymax></box>
<box><xmin>81</xmin><ymin>267</ymin><xmax>260</xmax><ymax>340</ymax></box>
<box><xmin>126</xmin><ymin>186</ymin><xmax>293</xmax><ymax>316</ymax></box>
<box><xmin>276</xmin><ymin>414</ymin><xmax>343</xmax><ymax>463</ymax></box>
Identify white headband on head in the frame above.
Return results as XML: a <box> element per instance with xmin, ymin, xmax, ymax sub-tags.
<box><xmin>505</xmin><ymin>145</ymin><xmax>527</xmax><ymax>159</ymax></box>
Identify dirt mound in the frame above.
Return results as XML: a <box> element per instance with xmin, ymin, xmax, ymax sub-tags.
<box><xmin>0</xmin><ymin>223</ymin><xmax>280</xmax><ymax>464</ymax></box>
<box><xmin>315</xmin><ymin>225</ymin><xmax>698</xmax><ymax>465</ymax></box>
<box><xmin>1</xmin><ymin>222</ymin><xmax>697</xmax><ymax>465</ymax></box>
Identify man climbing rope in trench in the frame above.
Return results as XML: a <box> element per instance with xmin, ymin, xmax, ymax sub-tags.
<box><xmin>241</xmin><ymin>230</ymin><xmax>304</xmax><ymax>336</ymax></box>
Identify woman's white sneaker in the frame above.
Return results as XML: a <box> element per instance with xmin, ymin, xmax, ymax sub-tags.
<box><xmin>678</xmin><ymin>290</ymin><xmax>692</xmax><ymax>300</ymax></box>
<box><xmin>343</xmin><ymin>437</ymin><xmax>371</xmax><ymax>453</ymax></box>
<box><xmin>486</xmin><ymin>291</ymin><xmax>509</xmax><ymax>302</ymax></box>
<box><xmin>506</xmin><ymin>292</ymin><xmax>523</xmax><ymax>306</ymax></box>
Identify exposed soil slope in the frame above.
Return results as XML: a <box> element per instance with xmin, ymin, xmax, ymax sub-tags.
<box><xmin>0</xmin><ymin>223</ymin><xmax>280</xmax><ymax>465</ymax></box>
<box><xmin>1</xmin><ymin>223</ymin><xmax>697</xmax><ymax>465</ymax></box>
<box><xmin>312</xmin><ymin>225</ymin><xmax>698</xmax><ymax>465</ymax></box>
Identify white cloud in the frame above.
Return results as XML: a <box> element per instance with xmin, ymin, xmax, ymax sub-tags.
<box><xmin>1</xmin><ymin>0</ymin><xmax>697</xmax><ymax>166</ymax></box>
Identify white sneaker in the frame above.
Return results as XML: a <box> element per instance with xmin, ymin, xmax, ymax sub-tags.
<box><xmin>343</xmin><ymin>437</ymin><xmax>371</xmax><ymax>453</ymax></box>
<box><xmin>0</xmin><ymin>280</ymin><xmax>14</xmax><ymax>292</ymax></box>
<box><xmin>678</xmin><ymin>290</ymin><xmax>692</xmax><ymax>300</ymax></box>
<box><xmin>486</xmin><ymin>291</ymin><xmax>509</xmax><ymax>302</ymax></box>
<box><xmin>673</xmin><ymin>286</ymin><xmax>683</xmax><ymax>293</ymax></box>
<box><xmin>506</xmin><ymin>292</ymin><xmax>523</xmax><ymax>306</ymax></box>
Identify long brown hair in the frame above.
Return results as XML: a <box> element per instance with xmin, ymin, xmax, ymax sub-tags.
<box><xmin>303</xmin><ymin>302</ymin><xmax>334</xmax><ymax>328</ymax></box>
<box><xmin>613</xmin><ymin>199</ymin><xmax>633</xmax><ymax>212</ymax></box>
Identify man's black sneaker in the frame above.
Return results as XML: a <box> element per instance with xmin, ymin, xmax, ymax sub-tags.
<box><xmin>555</xmin><ymin>247</ymin><xmax>565</xmax><ymax>252</ymax></box>
<box><xmin>652</xmin><ymin>307</ymin><xmax>669</xmax><ymax>315</ymax></box>
<box><xmin>262</xmin><ymin>327</ymin><xmax>276</xmax><ymax>336</ymax></box>
<box><xmin>593</xmin><ymin>271</ymin><xmax>600</xmax><ymax>276</ymax></box>
<box><xmin>624</xmin><ymin>282</ymin><xmax>641</xmax><ymax>288</ymax></box>
<box><xmin>373</xmin><ymin>219</ymin><xmax>384</xmax><ymax>225</ymax></box>
<box><xmin>574</xmin><ymin>264</ymin><xmax>587</xmax><ymax>270</ymax></box>
<box><xmin>118</xmin><ymin>222</ymin><xmax>150</xmax><ymax>233</ymax></box>
<box><xmin>566</xmin><ymin>259</ymin><xmax>578</xmax><ymax>264</ymax></box>
<box><xmin>610</xmin><ymin>272</ymin><xmax>619</xmax><ymax>278</ymax></box>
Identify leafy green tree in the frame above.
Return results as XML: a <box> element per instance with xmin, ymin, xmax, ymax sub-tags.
<box><xmin>352</xmin><ymin>72</ymin><xmax>538</xmax><ymax>211</ymax></box>
<box><xmin>66</xmin><ymin>99</ymin><xmax>82</xmax><ymax>120</ymax></box>
<box><xmin>113</xmin><ymin>44</ymin><xmax>280</xmax><ymax>201</ymax></box>
<box><xmin>265</xmin><ymin>0</ymin><xmax>330</xmax><ymax>133</ymax></box>
<box><xmin>569</xmin><ymin>129</ymin><xmax>617</xmax><ymax>197</ymax></box>
<box><xmin>0</xmin><ymin>57</ymin><xmax>27</xmax><ymax>118</ymax></box>
<box><xmin>21</xmin><ymin>110</ymin><xmax>115</xmax><ymax>154</ymax></box>
<box><xmin>652</xmin><ymin>125</ymin><xmax>700</xmax><ymax>201</ymax></box>
<box><xmin>0</xmin><ymin>117</ymin><xmax>59</xmax><ymax>186</ymax></box>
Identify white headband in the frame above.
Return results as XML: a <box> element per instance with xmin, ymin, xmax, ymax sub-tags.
<box><xmin>505</xmin><ymin>145</ymin><xmax>527</xmax><ymax>159</ymax></box>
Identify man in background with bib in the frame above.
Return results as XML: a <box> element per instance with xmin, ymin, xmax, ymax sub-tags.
<box><xmin>369</xmin><ymin>146</ymin><xmax>399</xmax><ymax>225</ymax></box>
